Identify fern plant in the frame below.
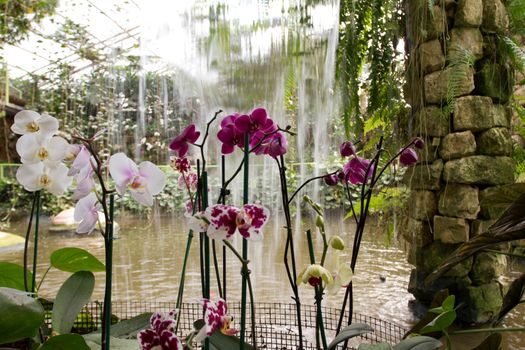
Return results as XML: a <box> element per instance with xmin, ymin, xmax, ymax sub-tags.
<box><xmin>444</xmin><ymin>45</ymin><xmax>475</xmax><ymax>114</ymax></box>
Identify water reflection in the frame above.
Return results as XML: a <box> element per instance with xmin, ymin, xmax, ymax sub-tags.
<box><xmin>2</xmin><ymin>212</ymin><xmax>524</xmax><ymax>347</ymax></box>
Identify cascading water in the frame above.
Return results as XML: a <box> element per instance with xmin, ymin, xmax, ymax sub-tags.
<box><xmin>137</xmin><ymin>0</ymin><xmax>341</xmax><ymax>213</ymax></box>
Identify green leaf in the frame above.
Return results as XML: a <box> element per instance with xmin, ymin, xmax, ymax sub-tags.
<box><xmin>90</xmin><ymin>313</ymin><xmax>152</xmax><ymax>338</ymax></box>
<box><xmin>39</xmin><ymin>334</ymin><xmax>90</xmax><ymax>350</ymax></box>
<box><xmin>471</xmin><ymin>333</ymin><xmax>502</xmax><ymax>350</ymax></box>
<box><xmin>193</xmin><ymin>319</ymin><xmax>256</xmax><ymax>350</ymax></box>
<box><xmin>393</xmin><ymin>336</ymin><xmax>442</xmax><ymax>350</ymax></box>
<box><xmin>0</xmin><ymin>287</ymin><xmax>45</xmax><ymax>343</ymax></box>
<box><xmin>420</xmin><ymin>310</ymin><xmax>456</xmax><ymax>335</ymax></box>
<box><xmin>327</xmin><ymin>323</ymin><xmax>374</xmax><ymax>350</ymax></box>
<box><xmin>0</xmin><ymin>262</ymin><xmax>33</xmax><ymax>291</ymax></box>
<box><xmin>429</xmin><ymin>295</ymin><xmax>455</xmax><ymax>314</ymax></box>
<box><xmin>358</xmin><ymin>343</ymin><xmax>393</xmax><ymax>350</ymax></box>
<box><xmin>404</xmin><ymin>290</ymin><xmax>449</xmax><ymax>338</ymax></box>
<box><xmin>83</xmin><ymin>334</ymin><xmax>140</xmax><ymax>350</ymax></box>
<box><xmin>497</xmin><ymin>272</ymin><xmax>525</xmax><ymax>322</ymax></box>
<box><xmin>50</xmin><ymin>248</ymin><xmax>105</xmax><ymax>273</ymax></box>
<box><xmin>52</xmin><ymin>271</ymin><xmax>95</xmax><ymax>334</ymax></box>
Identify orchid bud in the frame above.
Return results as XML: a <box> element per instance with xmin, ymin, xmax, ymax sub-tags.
<box><xmin>329</xmin><ymin>235</ymin><xmax>345</xmax><ymax>250</ymax></box>
<box><xmin>399</xmin><ymin>148</ymin><xmax>418</xmax><ymax>166</ymax></box>
<box><xmin>315</xmin><ymin>215</ymin><xmax>325</xmax><ymax>232</ymax></box>
<box><xmin>324</xmin><ymin>173</ymin><xmax>339</xmax><ymax>186</ymax></box>
<box><xmin>414</xmin><ymin>137</ymin><xmax>425</xmax><ymax>149</ymax></box>
<box><xmin>339</xmin><ymin>141</ymin><xmax>356</xmax><ymax>157</ymax></box>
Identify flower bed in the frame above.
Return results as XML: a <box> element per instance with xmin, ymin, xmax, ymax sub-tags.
<box><xmin>42</xmin><ymin>301</ymin><xmax>407</xmax><ymax>349</ymax></box>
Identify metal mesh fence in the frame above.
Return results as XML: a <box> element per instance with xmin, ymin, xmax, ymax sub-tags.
<box><xmin>42</xmin><ymin>301</ymin><xmax>407</xmax><ymax>349</ymax></box>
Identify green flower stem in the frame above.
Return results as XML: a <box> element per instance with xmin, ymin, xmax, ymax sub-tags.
<box><xmin>221</xmin><ymin>155</ymin><xmax>227</xmax><ymax>300</ymax></box>
<box><xmin>306</xmin><ymin>230</ymin><xmax>328</xmax><ymax>350</ymax></box>
<box><xmin>450</xmin><ymin>327</ymin><xmax>525</xmax><ymax>334</ymax></box>
<box><xmin>212</xmin><ymin>241</ymin><xmax>223</xmax><ymax>298</ymax></box>
<box><xmin>36</xmin><ymin>265</ymin><xmax>51</xmax><ymax>292</ymax></box>
<box><xmin>240</xmin><ymin>132</ymin><xmax>250</xmax><ymax>350</ymax></box>
<box><xmin>102</xmin><ymin>194</ymin><xmax>115</xmax><ymax>350</ymax></box>
<box><xmin>23</xmin><ymin>191</ymin><xmax>38</xmax><ymax>293</ymax></box>
<box><xmin>31</xmin><ymin>191</ymin><xmax>41</xmax><ymax>293</ymax></box>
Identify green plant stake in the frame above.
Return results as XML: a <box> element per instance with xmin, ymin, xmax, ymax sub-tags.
<box><xmin>23</xmin><ymin>191</ymin><xmax>38</xmax><ymax>292</ymax></box>
<box><xmin>240</xmin><ymin>132</ymin><xmax>249</xmax><ymax>350</ymax></box>
<box><xmin>32</xmin><ymin>190</ymin><xmax>41</xmax><ymax>293</ymax></box>
<box><xmin>202</xmin><ymin>171</ymin><xmax>210</xmax><ymax>350</ymax></box>
<box><xmin>102</xmin><ymin>194</ymin><xmax>115</xmax><ymax>350</ymax></box>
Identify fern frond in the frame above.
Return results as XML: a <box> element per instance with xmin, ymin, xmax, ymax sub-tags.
<box><xmin>445</xmin><ymin>45</ymin><xmax>475</xmax><ymax>113</ymax></box>
<box><xmin>499</xmin><ymin>35</ymin><xmax>525</xmax><ymax>74</ymax></box>
<box><xmin>508</xmin><ymin>0</ymin><xmax>525</xmax><ymax>34</ymax></box>
<box><xmin>427</xmin><ymin>0</ymin><xmax>435</xmax><ymax>15</ymax></box>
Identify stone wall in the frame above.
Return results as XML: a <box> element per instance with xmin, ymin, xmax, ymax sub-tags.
<box><xmin>402</xmin><ymin>0</ymin><xmax>513</xmax><ymax>324</ymax></box>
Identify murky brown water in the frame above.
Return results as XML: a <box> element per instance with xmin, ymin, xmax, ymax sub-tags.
<box><xmin>1</xmin><ymin>210</ymin><xmax>523</xmax><ymax>348</ymax></box>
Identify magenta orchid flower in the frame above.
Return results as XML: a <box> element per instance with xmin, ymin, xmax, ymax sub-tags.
<box><xmin>109</xmin><ymin>153</ymin><xmax>166</xmax><ymax>206</ymax></box>
<box><xmin>234</xmin><ymin>107</ymin><xmax>272</xmax><ymax>134</ymax></box>
<box><xmin>342</xmin><ymin>156</ymin><xmax>374</xmax><ymax>185</ymax></box>
<box><xmin>137</xmin><ymin>310</ymin><xmax>182</xmax><ymax>350</ymax></box>
<box><xmin>74</xmin><ymin>192</ymin><xmax>102</xmax><ymax>234</ymax></box>
<box><xmin>194</xmin><ymin>298</ymin><xmax>238</xmax><ymax>343</ymax></box>
<box><xmin>169</xmin><ymin>124</ymin><xmax>200</xmax><ymax>157</ymax></box>
<box><xmin>217</xmin><ymin>114</ymin><xmax>245</xmax><ymax>154</ymax></box>
<box><xmin>340</xmin><ymin>141</ymin><xmax>356</xmax><ymax>157</ymax></box>
<box><xmin>324</xmin><ymin>173</ymin><xmax>339</xmax><ymax>186</ymax></box>
<box><xmin>399</xmin><ymin>148</ymin><xmax>418</xmax><ymax>166</ymax></box>
<box><xmin>11</xmin><ymin>110</ymin><xmax>59</xmax><ymax>137</ymax></box>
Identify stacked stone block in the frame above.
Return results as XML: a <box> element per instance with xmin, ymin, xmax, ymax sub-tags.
<box><xmin>402</xmin><ymin>0</ymin><xmax>513</xmax><ymax>324</ymax></box>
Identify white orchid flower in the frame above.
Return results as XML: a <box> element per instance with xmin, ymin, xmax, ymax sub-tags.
<box><xmin>16</xmin><ymin>133</ymin><xmax>69</xmax><ymax>165</ymax></box>
<box><xmin>16</xmin><ymin>162</ymin><xmax>72</xmax><ymax>195</ymax></box>
<box><xmin>68</xmin><ymin>145</ymin><xmax>91</xmax><ymax>176</ymax></box>
<box><xmin>11</xmin><ymin>110</ymin><xmax>59</xmax><ymax>137</ymax></box>
<box><xmin>108</xmin><ymin>152</ymin><xmax>166</xmax><ymax>207</ymax></box>
<box><xmin>72</xmin><ymin>165</ymin><xmax>96</xmax><ymax>200</ymax></box>
<box><xmin>74</xmin><ymin>192</ymin><xmax>102</xmax><ymax>234</ymax></box>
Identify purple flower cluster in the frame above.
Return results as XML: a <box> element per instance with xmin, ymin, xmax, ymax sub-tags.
<box><xmin>218</xmin><ymin>108</ymin><xmax>287</xmax><ymax>158</ymax></box>
<box><xmin>137</xmin><ymin>310</ymin><xmax>182</xmax><ymax>350</ymax></box>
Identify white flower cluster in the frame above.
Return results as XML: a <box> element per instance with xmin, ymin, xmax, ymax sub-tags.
<box><xmin>12</xmin><ymin>111</ymin><xmax>74</xmax><ymax>195</ymax></box>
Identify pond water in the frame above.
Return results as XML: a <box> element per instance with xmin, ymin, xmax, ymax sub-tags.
<box><xmin>1</xmin><ymin>210</ymin><xmax>524</xmax><ymax>348</ymax></box>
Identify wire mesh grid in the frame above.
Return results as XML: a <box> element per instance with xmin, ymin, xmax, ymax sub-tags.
<box><xmin>41</xmin><ymin>301</ymin><xmax>407</xmax><ymax>349</ymax></box>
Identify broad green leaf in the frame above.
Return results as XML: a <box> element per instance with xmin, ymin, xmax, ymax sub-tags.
<box><xmin>193</xmin><ymin>319</ymin><xmax>256</xmax><ymax>350</ymax></box>
<box><xmin>327</xmin><ymin>323</ymin><xmax>374</xmax><ymax>350</ymax></box>
<box><xmin>420</xmin><ymin>310</ymin><xmax>456</xmax><ymax>335</ymax></box>
<box><xmin>39</xmin><ymin>334</ymin><xmax>90</xmax><ymax>350</ymax></box>
<box><xmin>0</xmin><ymin>287</ymin><xmax>45</xmax><ymax>343</ymax></box>
<box><xmin>90</xmin><ymin>313</ymin><xmax>152</xmax><ymax>338</ymax></box>
<box><xmin>50</xmin><ymin>248</ymin><xmax>105</xmax><ymax>273</ymax></box>
<box><xmin>0</xmin><ymin>262</ymin><xmax>33</xmax><ymax>291</ymax></box>
<box><xmin>497</xmin><ymin>272</ymin><xmax>525</xmax><ymax>322</ymax></box>
<box><xmin>52</xmin><ymin>271</ymin><xmax>95</xmax><ymax>334</ymax></box>
<box><xmin>83</xmin><ymin>334</ymin><xmax>140</xmax><ymax>350</ymax></box>
<box><xmin>429</xmin><ymin>295</ymin><xmax>455</xmax><ymax>314</ymax></box>
<box><xmin>358</xmin><ymin>343</ymin><xmax>393</xmax><ymax>350</ymax></box>
<box><xmin>471</xmin><ymin>333</ymin><xmax>502</xmax><ymax>350</ymax></box>
<box><xmin>393</xmin><ymin>336</ymin><xmax>442</xmax><ymax>350</ymax></box>
<box><xmin>404</xmin><ymin>290</ymin><xmax>450</xmax><ymax>338</ymax></box>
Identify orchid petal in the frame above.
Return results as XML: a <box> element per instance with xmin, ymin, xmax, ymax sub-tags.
<box><xmin>108</xmin><ymin>153</ymin><xmax>138</xmax><ymax>194</ymax></box>
<box><xmin>139</xmin><ymin>161</ymin><xmax>166</xmax><ymax>196</ymax></box>
<box><xmin>234</xmin><ymin>114</ymin><xmax>251</xmax><ymax>133</ymax></box>
<box><xmin>130</xmin><ymin>188</ymin><xmax>154</xmax><ymax>207</ymax></box>
<box><xmin>250</xmin><ymin>108</ymin><xmax>267</xmax><ymax>126</ymax></box>
<box><xmin>69</xmin><ymin>145</ymin><xmax>91</xmax><ymax>176</ymax></box>
<box><xmin>47</xmin><ymin>136</ymin><xmax>69</xmax><ymax>162</ymax></box>
<box><xmin>11</xmin><ymin>110</ymin><xmax>41</xmax><ymax>135</ymax></box>
<box><xmin>188</xmin><ymin>212</ymin><xmax>209</xmax><ymax>232</ymax></box>
<box><xmin>16</xmin><ymin>133</ymin><xmax>41</xmax><ymax>163</ymax></box>
<box><xmin>16</xmin><ymin>162</ymin><xmax>44</xmax><ymax>192</ymax></box>
<box><xmin>74</xmin><ymin>193</ymin><xmax>100</xmax><ymax>234</ymax></box>
<box><xmin>206</xmin><ymin>205</ymin><xmax>239</xmax><ymax>240</ymax></box>
<box><xmin>37</xmin><ymin>114</ymin><xmax>59</xmax><ymax>137</ymax></box>
<box><xmin>46</xmin><ymin>163</ymin><xmax>72</xmax><ymax>195</ymax></box>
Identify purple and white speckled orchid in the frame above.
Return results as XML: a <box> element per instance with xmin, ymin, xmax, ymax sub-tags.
<box><xmin>194</xmin><ymin>298</ymin><xmax>237</xmax><ymax>343</ymax></box>
<box><xmin>137</xmin><ymin>309</ymin><xmax>182</xmax><ymax>350</ymax></box>
<box><xmin>108</xmin><ymin>152</ymin><xmax>166</xmax><ymax>207</ymax></box>
<box><xmin>189</xmin><ymin>204</ymin><xmax>269</xmax><ymax>241</ymax></box>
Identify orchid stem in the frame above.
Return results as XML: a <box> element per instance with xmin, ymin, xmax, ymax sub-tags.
<box><xmin>23</xmin><ymin>192</ymin><xmax>38</xmax><ymax>293</ymax></box>
<box><xmin>240</xmin><ymin>132</ymin><xmax>250</xmax><ymax>349</ymax></box>
<box><xmin>101</xmin><ymin>194</ymin><xmax>115</xmax><ymax>350</ymax></box>
<box><xmin>31</xmin><ymin>191</ymin><xmax>41</xmax><ymax>294</ymax></box>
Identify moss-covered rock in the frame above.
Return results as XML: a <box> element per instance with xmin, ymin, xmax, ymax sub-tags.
<box><xmin>458</xmin><ymin>282</ymin><xmax>503</xmax><ymax>323</ymax></box>
<box><xmin>470</xmin><ymin>252</ymin><xmax>507</xmax><ymax>285</ymax></box>
<box><xmin>470</xmin><ymin>219</ymin><xmax>497</xmax><ymax>237</ymax></box>
<box><xmin>439</xmin><ymin>131</ymin><xmax>476</xmax><ymax>160</ymax></box>
<box><xmin>424</xmin><ymin>5</ymin><xmax>447</xmax><ymax>41</ymax></box>
<box><xmin>474</xmin><ymin>60</ymin><xmax>513</xmax><ymax>102</ymax></box>
<box><xmin>400</xmin><ymin>217</ymin><xmax>433</xmax><ymax>248</ymax></box>
<box><xmin>422</xmin><ymin>39</ymin><xmax>445</xmax><ymax>74</ymax></box>
<box><xmin>453</xmin><ymin>95</ymin><xmax>494</xmax><ymax>132</ymax></box>
<box><xmin>455</xmin><ymin>0</ymin><xmax>483</xmax><ymax>27</ymax></box>
<box><xmin>415</xmin><ymin>106</ymin><xmax>450</xmax><ymax>137</ymax></box>
<box><xmin>425</xmin><ymin>68</ymin><xmax>475</xmax><ymax>105</ymax></box>
<box><xmin>443</xmin><ymin>156</ymin><xmax>514</xmax><ymax>185</ymax></box>
<box><xmin>476</xmin><ymin>127</ymin><xmax>512</xmax><ymax>156</ymax></box>
<box><xmin>408</xmin><ymin>190</ymin><xmax>438</xmax><ymax>221</ymax></box>
<box><xmin>434</xmin><ymin>215</ymin><xmax>470</xmax><ymax>243</ymax></box>
<box><xmin>403</xmin><ymin>159</ymin><xmax>443</xmax><ymax>190</ymax></box>
<box><xmin>438</xmin><ymin>183</ymin><xmax>479</xmax><ymax>219</ymax></box>
<box><xmin>481</xmin><ymin>0</ymin><xmax>509</xmax><ymax>33</ymax></box>
<box><xmin>448</xmin><ymin>28</ymin><xmax>484</xmax><ymax>60</ymax></box>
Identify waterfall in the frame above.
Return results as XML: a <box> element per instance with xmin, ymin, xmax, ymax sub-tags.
<box><xmin>137</xmin><ymin>0</ymin><xmax>340</xmax><ymax>211</ymax></box>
